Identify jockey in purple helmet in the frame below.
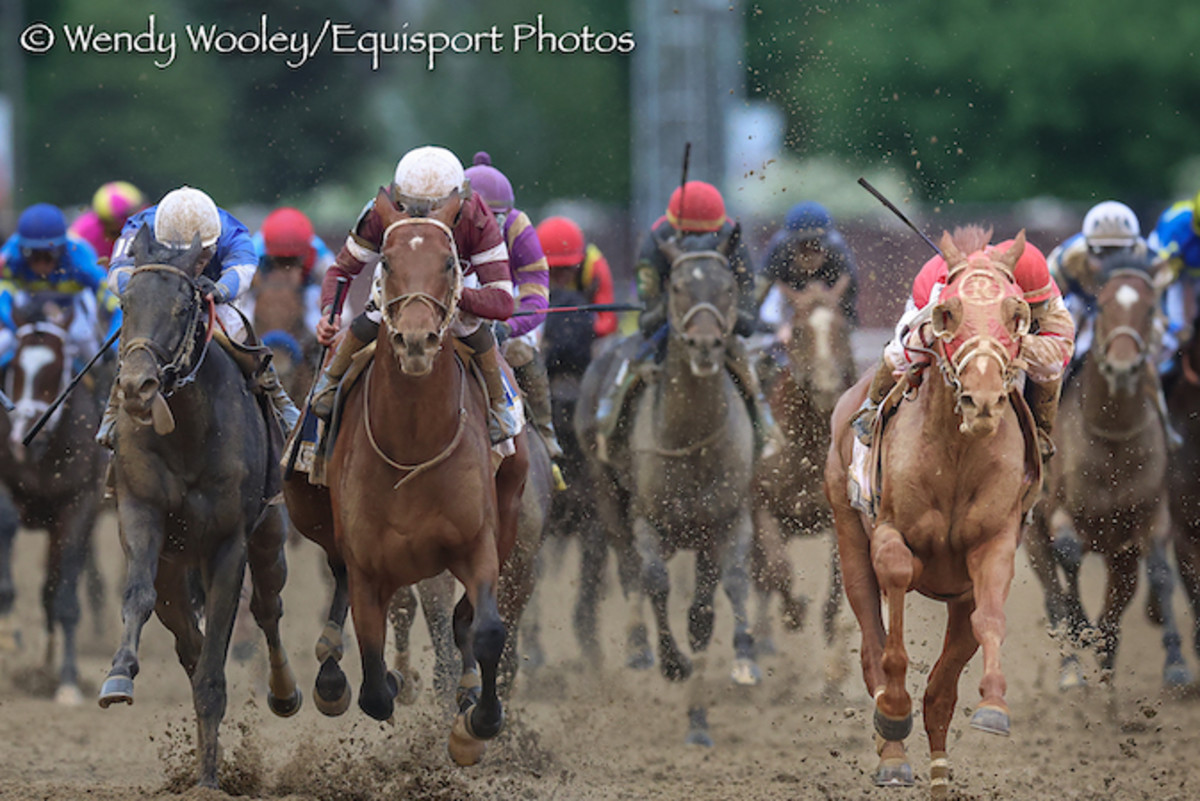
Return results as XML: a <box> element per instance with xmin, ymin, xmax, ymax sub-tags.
<box><xmin>464</xmin><ymin>151</ymin><xmax>564</xmax><ymax>468</ymax></box>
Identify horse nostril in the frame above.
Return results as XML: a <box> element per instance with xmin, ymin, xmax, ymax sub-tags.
<box><xmin>425</xmin><ymin>332</ymin><xmax>439</xmax><ymax>350</ymax></box>
<box><xmin>137</xmin><ymin>377</ymin><xmax>159</xmax><ymax>401</ymax></box>
<box><xmin>392</xmin><ymin>331</ymin><xmax>405</xmax><ymax>347</ymax></box>
<box><xmin>960</xmin><ymin>396</ymin><xmax>977</xmax><ymax>411</ymax></box>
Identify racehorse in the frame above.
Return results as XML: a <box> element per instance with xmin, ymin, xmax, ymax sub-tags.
<box><xmin>252</xmin><ymin>264</ymin><xmax>318</xmax><ymax>404</ymax></box>
<box><xmin>825</xmin><ymin>228</ymin><xmax>1039</xmax><ymax>799</ymax></box>
<box><xmin>1027</xmin><ymin>256</ymin><xmax>1187</xmax><ymax>689</ymax></box>
<box><xmin>1169</xmin><ymin>295</ymin><xmax>1200</xmax><ymax>669</ymax></box>
<box><xmin>751</xmin><ymin>276</ymin><xmax>855</xmax><ymax>689</ymax></box>
<box><xmin>283</xmin><ymin>189</ymin><xmax>527</xmax><ymax>766</ymax></box>
<box><xmin>576</xmin><ymin>231</ymin><xmax>758</xmax><ymax>746</ymax></box>
<box><xmin>98</xmin><ymin>227</ymin><xmax>301</xmax><ymax>789</ymax></box>
<box><xmin>0</xmin><ymin>295</ymin><xmax>107</xmax><ymax>704</ymax></box>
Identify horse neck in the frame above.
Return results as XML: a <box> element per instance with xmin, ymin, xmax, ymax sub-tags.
<box><xmin>656</xmin><ymin>334</ymin><xmax>731</xmax><ymax>446</ymax></box>
<box><xmin>369</xmin><ymin>338</ymin><xmax>463</xmax><ymax>450</ymax></box>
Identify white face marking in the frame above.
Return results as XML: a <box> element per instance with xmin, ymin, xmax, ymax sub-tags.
<box><xmin>1115</xmin><ymin>284</ymin><xmax>1139</xmax><ymax>309</ymax></box>
<box><xmin>976</xmin><ymin>358</ymin><xmax>987</xmax><ymax>374</ymax></box>
<box><xmin>409</xmin><ymin>235</ymin><xmax>424</xmax><ymax>250</ymax></box>
<box><xmin>809</xmin><ymin>306</ymin><xmax>834</xmax><ymax>361</ymax></box>
<box><xmin>692</xmin><ymin>266</ymin><xmax>704</xmax><ymax>280</ymax></box>
<box><xmin>18</xmin><ymin>345</ymin><xmax>55</xmax><ymax>401</ymax></box>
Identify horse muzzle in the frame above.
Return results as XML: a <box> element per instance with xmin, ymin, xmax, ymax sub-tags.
<box><xmin>683</xmin><ymin>332</ymin><xmax>725</xmax><ymax>378</ymax></box>
<box><xmin>391</xmin><ymin>329</ymin><xmax>440</xmax><ymax>377</ymax></box>
<box><xmin>957</xmin><ymin>389</ymin><xmax>1005</xmax><ymax>437</ymax></box>
<box><xmin>118</xmin><ymin>371</ymin><xmax>176</xmax><ymax>435</ymax></box>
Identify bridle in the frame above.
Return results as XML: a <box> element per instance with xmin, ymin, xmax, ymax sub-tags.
<box><xmin>1093</xmin><ymin>268</ymin><xmax>1155</xmax><ymax>377</ymax></box>
<box><xmin>667</xmin><ymin>251</ymin><xmax>737</xmax><ymax>338</ymax></box>
<box><xmin>9</xmin><ymin>321</ymin><xmax>70</xmax><ymax>434</ymax></box>
<box><xmin>376</xmin><ymin>217</ymin><xmax>463</xmax><ymax>343</ymax></box>
<box><xmin>118</xmin><ymin>263</ymin><xmax>215</xmax><ymax>396</ymax></box>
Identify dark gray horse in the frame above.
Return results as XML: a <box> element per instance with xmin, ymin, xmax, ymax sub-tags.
<box><xmin>97</xmin><ymin>226</ymin><xmax>301</xmax><ymax>789</ymax></box>
<box><xmin>0</xmin><ymin>295</ymin><xmax>107</xmax><ymax>704</ymax></box>
<box><xmin>576</xmin><ymin>234</ymin><xmax>757</xmax><ymax>746</ymax></box>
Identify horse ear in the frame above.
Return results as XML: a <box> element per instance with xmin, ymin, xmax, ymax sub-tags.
<box><xmin>187</xmin><ymin>232</ymin><xmax>206</xmax><ymax>277</ymax></box>
<box><xmin>939</xmin><ymin>231</ymin><xmax>963</xmax><ymax>269</ymax></box>
<box><xmin>929</xmin><ymin>296</ymin><xmax>962</xmax><ymax>340</ymax></box>
<box><xmin>131</xmin><ymin>222</ymin><xmax>154</xmax><ymax>265</ymax></box>
<box><xmin>655</xmin><ymin>230</ymin><xmax>683</xmax><ymax>265</ymax></box>
<box><xmin>375</xmin><ymin>186</ymin><xmax>399</xmax><ymax>225</ymax></box>
<box><xmin>999</xmin><ymin>229</ymin><xmax>1026</xmax><ymax>272</ymax></box>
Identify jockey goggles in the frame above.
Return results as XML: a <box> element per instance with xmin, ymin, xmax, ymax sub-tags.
<box><xmin>391</xmin><ymin>185</ymin><xmax>466</xmax><ymax>218</ymax></box>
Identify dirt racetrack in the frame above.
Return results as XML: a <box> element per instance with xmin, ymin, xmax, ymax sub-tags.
<box><xmin>2</xmin><ymin>510</ymin><xmax>1199</xmax><ymax>801</ymax></box>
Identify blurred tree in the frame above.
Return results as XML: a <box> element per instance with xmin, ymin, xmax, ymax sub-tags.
<box><xmin>745</xmin><ymin>0</ymin><xmax>1200</xmax><ymax>205</ymax></box>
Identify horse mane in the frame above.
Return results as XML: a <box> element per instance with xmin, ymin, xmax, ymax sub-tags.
<box><xmin>948</xmin><ymin>225</ymin><xmax>995</xmax><ymax>257</ymax></box>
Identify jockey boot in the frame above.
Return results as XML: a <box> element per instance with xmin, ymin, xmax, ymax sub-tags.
<box><xmin>311</xmin><ymin>330</ymin><xmax>369</xmax><ymax>421</ymax></box>
<box><xmin>95</xmin><ymin>380</ymin><xmax>120</xmax><ymax>449</ymax></box>
<box><xmin>475</xmin><ymin>346</ymin><xmax>521</xmax><ymax>444</ymax></box>
<box><xmin>850</xmin><ymin>359</ymin><xmax>898</xmax><ymax>446</ymax></box>
<box><xmin>725</xmin><ymin>341</ymin><xmax>783</xmax><ymax>460</ymax></box>
<box><xmin>1026</xmin><ymin>376</ymin><xmax>1062</xmax><ymax>463</ymax></box>
<box><xmin>513</xmin><ymin>356</ymin><xmax>564</xmax><ymax>460</ymax></box>
<box><xmin>259</xmin><ymin>361</ymin><xmax>302</xmax><ymax>433</ymax></box>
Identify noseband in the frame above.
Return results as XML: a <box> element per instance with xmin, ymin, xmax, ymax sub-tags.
<box><xmin>119</xmin><ymin>263</ymin><xmax>215</xmax><ymax>396</ymax></box>
<box><xmin>376</xmin><ymin>217</ymin><xmax>463</xmax><ymax>343</ymax></box>
<box><xmin>668</xmin><ymin>251</ymin><xmax>736</xmax><ymax>337</ymax></box>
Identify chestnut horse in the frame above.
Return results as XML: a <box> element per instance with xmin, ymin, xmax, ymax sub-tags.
<box><xmin>751</xmin><ymin>276</ymin><xmax>856</xmax><ymax>688</ymax></box>
<box><xmin>825</xmin><ymin>228</ymin><xmax>1038</xmax><ymax>799</ymax></box>
<box><xmin>283</xmin><ymin>189</ymin><xmax>527</xmax><ymax>766</ymax></box>
<box><xmin>99</xmin><ymin>227</ymin><xmax>301</xmax><ymax>789</ymax></box>
<box><xmin>1027</xmin><ymin>258</ymin><xmax>1187</xmax><ymax>689</ymax></box>
<box><xmin>252</xmin><ymin>265</ymin><xmax>318</xmax><ymax>403</ymax></box>
<box><xmin>0</xmin><ymin>296</ymin><xmax>107</xmax><ymax>704</ymax></box>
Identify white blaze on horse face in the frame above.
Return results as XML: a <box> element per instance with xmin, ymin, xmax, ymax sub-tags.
<box><xmin>809</xmin><ymin>306</ymin><xmax>834</xmax><ymax>361</ymax></box>
<box><xmin>18</xmin><ymin>345</ymin><xmax>56</xmax><ymax>402</ymax></box>
<box><xmin>409</xmin><ymin>235</ymin><xmax>424</xmax><ymax>250</ymax></box>
<box><xmin>1115</xmin><ymin>284</ymin><xmax>1139</xmax><ymax>310</ymax></box>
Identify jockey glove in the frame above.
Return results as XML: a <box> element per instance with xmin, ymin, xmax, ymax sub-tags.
<box><xmin>494</xmin><ymin>321</ymin><xmax>512</xmax><ymax>346</ymax></box>
<box><xmin>195</xmin><ymin>275</ymin><xmax>230</xmax><ymax>303</ymax></box>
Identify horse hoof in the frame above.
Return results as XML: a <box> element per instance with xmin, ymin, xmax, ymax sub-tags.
<box><xmin>873</xmin><ymin>707</ymin><xmax>913</xmax><ymax>742</ymax></box>
<box><xmin>98</xmin><ymin>676</ymin><xmax>134</xmax><ymax>708</ymax></box>
<box><xmin>970</xmin><ymin>705</ymin><xmax>1011</xmax><ymax>736</ymax></box>
<box><xmin>1059</xmin><ymin>655</ymin><xmax>1087</xmax><ymax>690</ymax></box>
<box><xmin>0</xmin><ymin>617</ymin><xmax>21</xmax><ymax>653</ymax></box>
<box><xmin>1164</xmin><ymin>662</ymin><xmax>1193</xmax><ymax>689</ymax></box>
<box><xmin>929</xmin><ymin>751</ymin><xmax>950</xmax><ymax>800</ymax></box>
<box><xmin>661</xmin><ymin>651</ymin><xmax>693</xmax><ymax>682</ymax></box>
<box><xmin>54</xmin><ymin>683</ymin><xmax>84</xmax><ymax>706</ymax></box>
<box><xmin>626</xmin><ymin>647</ymin><xmax>654</xmax><ymax>671</ymax></box>
<box><xmin>268</xmin><ymin>688</ymin><xmax>303</xmax><ymax>718</ymax></box>
<box><xmin>873</xmin><ymin>758</ymin><xmax>913</xmax><ymax>787</ymax></box>
<box><xmin>684</xmin><ymin>728</ymin><xmax>714</xmax><ymax>747</ymax></box>
<box><xmin>314</xmin><ymin>682</ymin><xmax>351</xmax><ymax>717</ymax></box>
<box><xmin>448</xmin><ymin>712</ymin><xmax>488</xmax><ymax>767</ymax></box>
<box><xmin>729</xmin><ymin>657</ymin><xmax>762</xmax><ymax>687</ymax></box>
<box><xmin>394</xmin><ymin>667</ymin><xmax>421</xmax><ymax>706</ymax></box>
<box><xmin>386</xmin><ymin>669</ymin><xmax>404</xmax><ymax>700</ymax></box>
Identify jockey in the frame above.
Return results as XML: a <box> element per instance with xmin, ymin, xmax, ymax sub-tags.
<box><xmin>852</xmin><ymin>238</ymin><xmax>1075</xmax><ymax>461</ymax></box>
<box><xmin>758</xmin><ymin>201</ymin><xmax>860</xmax><ymax>329</ymax></box>
<box><xmin>0</xmin><ymin>203</ymin><xmax>121</xmax><ymax>366</ymax></box>
<box><xmin>99</xmin><ymin>186</ymin><xmax>301</xmax><ymax>445</ymax></box>
<box><xmin>1048</xmin><ymin>200</ymin><xmax>1153</xmax><ymax>370</ymax></box>
<box><xmin>536</xmin><ymin>215</ymin><xmax>619</xmax><ymax>340</ymax></box>
<box><xmin>251</xmin><ymin>207</ymin><xmax>336</xmax><ymax>334</ymax></box>
<box><xmin>68</xmin><ymin>181</ymin><xmax>145</xmax><ymax>265</ymax></box>
<box><xmin>464</xmin><ymin>151</ymin><xmax>564</xmax><ymax>463</ymax></box>
<box><xmin>1148</xmin><ymin>189</ymin><xmax>1200</xmax><ymax>372</ymax></box>
<box><xmin>596</xmin><ymin>180</ymin><xmax>779</xmax><ymax>457</ymax></box>
<box><xmin>312</xmin><ymin>145</ymin><xmax>520</xmax><ymax>443</ymax></box>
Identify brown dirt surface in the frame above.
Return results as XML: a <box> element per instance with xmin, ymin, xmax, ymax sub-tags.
<box><xmin>2</xmin><ymin>513</ymin><xmax>1199</xmax><ymax>800</ymax></box>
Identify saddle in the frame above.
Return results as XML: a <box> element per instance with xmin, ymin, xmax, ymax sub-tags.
<box><xmin>847</xmin><ymin>367</ymin><xmax>1043</xmax><ymax>522</ymax></box>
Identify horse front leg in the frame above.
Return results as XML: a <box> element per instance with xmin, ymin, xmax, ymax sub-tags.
<box><xmin>1024</xmin><ymin>506</ymin><xmax>1085</xmax><ymax>688</ymax></box>
<box><xmin>0</xmin><ymin>489</ymin><xmax>19</xmax><ymax>653</ymax></box>
<box><xmin>347</xmin><ymin>565</ymin><xmax>396</xmax><ymax>723</ymax></box>
<box><xmin>46</xmin><ymin>502</ymin><xmax>95</xmax><ymax>705</ymax></box>
<box><xmin>246</xmin><ymin>505</ymin><xmax>302</xmax><ymax>717</ymax></box>
<box><xmin>921</xmin><ymin>597</ymin><xmax>979</xmax><ymax>801</ymax></box>
<box><xmin>869</xmin><ymin>521</ymin><xmax>916</xmax><ymax>787</ymax></box>
<box><xmin>634</xmin><ymin>516</ymin><xmax>689</xmax><ymax>681</ymax></box>
<box><xmin>1145</xmin><ymin>508</ymin><xmax>1191</xmax><ymax>687</ymax></box>
<box><xmin>313</xmin><ymin>558</ymin><xmax>352</xmax><ymax>716</ymax></box>
<box><xmin>1096</xmin><ymin>548</ymin><xmax>1140</xmax><ymax>683</ymax></box>
<box><xmin>447</xmin><ymin>551</ymin><xmax>506</xmax><ymax>767</ymax></box>
<box><xmin>415</xmin><ymin>573</ymin><xmax>459</xmax><ymax>706</ymax></box>
<box><xmin>99</xmin><ymin>498</ymin><xmax>165</xmax><ymax>708</ymax></box>
<box><xmin>573</xmin><ymin>514</ymin><xmax>608</xmax><ymax>664</ymax></box>
<box><xmin>722</xmin><ymin>509</ymin><xmax>760</xmax><ymax>688</ymax></box>
<box><xmin>965</xmin><ymin>528</ymin><xmax>1018</xmax><ymax>736</ymax></box>
<box><xmin>190</xmin><ymin>532</ymin><xmax>248</xmax><ymax>789</ymax></box>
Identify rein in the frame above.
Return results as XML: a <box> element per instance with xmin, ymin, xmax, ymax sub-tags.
<box><xmin>119</xmin><ymin>264</ymin><xmax>215</xmax><ymax>397</ymax></box>
<box><xmin>377</xmin><ymin>217</ymin><xmax>463</xmax><ymax>343</ymax></box>
<box><xmin>362</xmin><ymin>356</ymin><xmax>468</xmax><ymax>490</ymax></box>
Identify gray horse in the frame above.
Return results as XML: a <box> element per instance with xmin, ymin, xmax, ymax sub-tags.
<box><xmin>576</xmin><ymin>234</ymin><xmax>757</xmax><ymax>746</ymax></box>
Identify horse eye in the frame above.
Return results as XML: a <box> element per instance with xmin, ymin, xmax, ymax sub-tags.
<box><xmin>380</xmin><ymin>256</ymin><xmax>391</xmax><ymax>273</ymax></box>
<box><xmin>446</xmin><ymin>257</ymin><xmax>456</xmax><ymax>272</ymax></box>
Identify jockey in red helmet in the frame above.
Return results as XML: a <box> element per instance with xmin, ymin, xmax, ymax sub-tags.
<box><xmin>536</xmin><ymin>215</ymin><xmax>618</xmax><ymax>339</ymax></box>
<box><xmin>252</xmin><ymin>207</ymin><xmax>336</xmax><ymax>334</ymax></box>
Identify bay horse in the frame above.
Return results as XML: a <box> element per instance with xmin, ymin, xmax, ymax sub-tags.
<box><xmin>0</xmin><ymin>295</ymin><xmax>107</xmax><ymax>704</ymax></box>
<box><xmin>1027</xmin><ymin>256</ymin><xmax>1187</xmax><ymax>689</ymax></box>
<box><xmin>283</xmin><ymin>189</ymin><xmax>527</xmax><ymax>766</ymax></box>
<box><xmin>252</xmin><ymin>264</ymin><xmax>319</xmax><ymax>403</ymax></box>
<box><xmin>575</xmin><ymin>232</ymin><xmax>757</xmax><ymax>746</ymax></box>
<box><xmin>824</xmin><ymin>228</ymin><xmax>1038</xmax><ymax>799</ymax></box>
<box><xmin>751</xmin><ymin>276</ymin><xmax>855</xmax><ymax>690</ymax></box>
<box><xmin>98</xmin><ymin>226</ymin><xmax>301</xmax><ymax>789</ymax></box>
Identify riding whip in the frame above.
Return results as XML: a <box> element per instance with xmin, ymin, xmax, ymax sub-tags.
<box><xmin>22</xmin><ymin>327</ymin><xmax>119</xmax><ymax>445</ymax></box>
<box><xmin>284</xmin><ymin>276</ymin><xmax>349</xmax><ymax>480</ymax></box>
<box><xmin>510</xmin><ymin>302</ymin><xmax>644</xmax><ymax>317</ymax></box>
<box><xmin>857</xmin><ymin>177</ymin><xmax>943</xmax><ymax>257</ymax></box>
<box><xmin>672</xmin><ymin>142</ymin><xmax>692</xmax><ymax>238</ymax></box>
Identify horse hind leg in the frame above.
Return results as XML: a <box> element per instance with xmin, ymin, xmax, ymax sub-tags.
<box><xmin>47</xmin><ymin>508</ymin><xmax>93</xmax><ymax>705</ymax></box>
<box><xmin>870</xmin><ymin>522</ymin><xmax>916</xmax><ymax>786</ymax></box>
<box><xmin>313</xmin><ymin>559</ymin><xmax>352</xmax><ymax>716</ymax></box>
<box><xmin>415</xmin><ymin>573</ymin><xmax>460</xmax><ymax>707</ymax></box>
<box><xmin>246</xmin><ymin>506</ymin><xmax>302</xmax><ymax>717</ymax></box>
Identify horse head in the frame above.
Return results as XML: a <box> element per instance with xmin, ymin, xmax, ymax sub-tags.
<box><xmin>929</xmin><ymin>228</ymin><xmax>1030</xmax><ymax>437</ymax></box>
<box><xmin>782</xmin><ymin>274</ymin><xmax>855</xmax><ymax>416</ymax></box>
<box><xmin>659</xmin><ymin>232</ymin><xmax>738</xmax><ymax>378</ymax></box>
<box><xmin>373</xmin><ymin>187</ymin><xmax>462</xmax><ymax>376</ymax></box>
<box><xmin>116</xmin><ymin>224</ymin><xmax>213</xmax><ymax>433</ymax></box>
<box><xmin>4</xmin><ymin>301</ymin><xmax>71</xmax><ymax>458</ymax></box>
<box><xmin>1092</xmin><ymin>256</ymin><xmax>1161</xmax><ymax>398</ymax></box>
